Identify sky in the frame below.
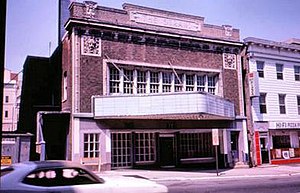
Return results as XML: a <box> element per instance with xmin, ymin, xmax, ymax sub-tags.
<box><xmin>5</xmin><ymin>0</ymin><xmax>300</xmax><ymax>72</ymax></box>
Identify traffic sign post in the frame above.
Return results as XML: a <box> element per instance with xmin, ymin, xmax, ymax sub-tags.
<box><xmin>212</xmin><ymin>129</ymin><xmax>219</xmax><ymax>176</ymax></box>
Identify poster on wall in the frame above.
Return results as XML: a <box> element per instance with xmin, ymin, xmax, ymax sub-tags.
<box><xmin>275</xmin><ymin>149</ymin><xmax>282</xmax><ymax>158</ymax></box>
<box><xmin>282</xmin><ymin>151</ymin><xmax>290</xmax><ymax>159</ymax></box>
<box><xmin>289</xmin><ymin>148</ymin><xmax>295</xmax><ymax>158</ymax></box>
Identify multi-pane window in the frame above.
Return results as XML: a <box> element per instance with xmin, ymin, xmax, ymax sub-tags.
<box><xmin>257</xmin><ymin>61</ymin><xmax>264</xmax><ymax>78</ymax></box>
<box><xmin>123</xmin><ymin>69</ymin><xmax>133</xmax><ymax>94</ymax></box>
<box><xmin>276</xmin><ymin>63</ymin><xmax>284</xmax><ymax>80</ymax></box>
<box><xmin>162</xmin><ymin>72</ymin><xmax>172</xmax><ymax>92</ymax></box>
<box><xmin>137</xmin><ymin>70</ymin><xmax>147</xmax><ymax>94</ymax></box>
<box><xmin>197</xmin><ymin>75</ymin><xmax>206</xmax><ymax>92</ymax></box>
<box><xmin>208</xmin><ymin>76</ymin><xmax>217</xmax><ymax>95</ymax></box>
<box><xmin>83</xmin><ymin>133</ymin><xmax>100</xmax><ymax>158</ymax></box>
<box><xmin>259</xmin><ymin>93</ymin><xmax>267</xmax><ymax>114</ymax></box>
<box><xmin>135</xmin><ymin>133</ymin><xmax>156</xmax><ymax>163</ymax></box>
<box><xmin>295</xmin><ymin>66</ymin><xmax>300</xmax><ymax>81</ymax></box>
<box><xmin>186</xmin><ymin>75</ymin><xmax>195</xmax><ymax>91</ymax></box>
<box><xmin>108</xmin><ymin>66</ymin><xmax>219</xmax><ymax>95</ymax></box>
<box><xmin>297</xmin><ymin>96</ymin><xmax>300</xmax><ymax>115</ymax></box>
<box><xmin>180</xmin><ymin>133</ymin><xmax>213</xmax><ymax>158</ymax></box>
<box><xmin>111</xmin><ymin>133</ymin><xmax>132</xmax><ymax>168</ymax></box>
<box><xmin>109</xmin><ymin>67</ymin><xmax>120</xmax><ymax>94</ymax></box>
<box><xmin>279</xmin><ymin>94</ymin><xmax>286</xmax><ymax>114</ymax></box>
<box><xmin>150</xmin><ymin>72</ymin><xmax>159</xmax><ymax>93</ymax></box>
<box><xmin>174</xmin><ymin>74</ymin><xmax>183</xmax><ymax>92</ymax></box>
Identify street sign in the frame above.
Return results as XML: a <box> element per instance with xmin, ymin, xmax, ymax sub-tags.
<box><xmin>212</xmin><ymin>129</ymin><xmax>219</xmax><ymax>146</ymax></box>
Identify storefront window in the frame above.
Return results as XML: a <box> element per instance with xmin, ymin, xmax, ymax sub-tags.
<box><xmin>273</xmin><ymin>135</ymin><xmax>290</xmax><ymax>148</ymax></box>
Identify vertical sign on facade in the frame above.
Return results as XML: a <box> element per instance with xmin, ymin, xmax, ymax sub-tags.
<box><xmin>212</xmin><ymin>129</ymin><xmax>219</xmax><ymax>176</ymax></box>
<box><xmin>248</xmin><ymin>72</ymin><xmax>259</xmax><ymax>97</ymax></box>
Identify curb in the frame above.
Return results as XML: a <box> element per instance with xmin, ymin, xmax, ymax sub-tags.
<box><xmin>151</xmin><ymin>172</ymin><xmax>300</xmax><ymax>181</ymax></box>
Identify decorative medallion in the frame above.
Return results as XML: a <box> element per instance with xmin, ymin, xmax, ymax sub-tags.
<box><xmin>81</xmin><ymin>35</ymin><xmax>101</xmax><ymax>56</ymax></box>
<box><xmin>223</xmin><ymin>25</ymin><xmax>233</xmax><ymax>37</ymax></box>
<box><xmin>84</xmin><ymin>1</ymin><xmax>97</xmax><ymax>19</ymax></box>
<box><xmin>223</xmin><ymin>53</ymin><xmax>237</xmax><ymax>69</ymax></box>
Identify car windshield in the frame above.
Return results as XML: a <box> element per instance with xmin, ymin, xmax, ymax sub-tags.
<box><xmin>0</xmin><ymin>167</ymin><xmax>14</xmax><ymax>177</ymax></box>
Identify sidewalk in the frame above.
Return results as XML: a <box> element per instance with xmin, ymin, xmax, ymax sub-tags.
<box><xmin>99</xmin><ymin>164</ymin><xmax>300</xmax><ymax>181</ymax></box>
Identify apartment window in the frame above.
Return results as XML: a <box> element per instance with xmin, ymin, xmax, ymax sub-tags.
<box><xmin>83</xmin><ymin>133</ymin><xmax>100</xmax><ymax>158</ymax></box>
<box><xmin>279</xmin><ymin>94</ymin><xmax>286</xmax><ymax>114</ymax></box>
<box><xmin>208</xmin><ymin>76</ymin><xmax>217</xmax><ymax>95</ymax></box>
<box><xmin>297</xmin><ymin>96</ymin><xmax>300</xmax><ymax>115</ymax></box>
<box><xmin>197</xmin><ymin>75</ymin><xmax>206</xmax><ymax>92</ymax></box>
<box><xmin>259</xmin><ymin>93</ymin><xmax>267</xmax><ymax>114</ymax></box>
<box><xmin>135</xmin><ymin>133</ymin><xmax>156</xmax><ymax>163</ymax></box>
<box><xmin>63</xmin><ymin>71</ymin><xmax>68</xmax><ymax>101</ymax></box>
<box><xmin>257</xmin><ymin>61</ymin><xmax>265</xmax><ymax>78</ymax></box>
<box><xmin>276</xmin><ymin>63</ymin><xmax>284</xmax><ymax>80</ymax></box>
<box><xmin>174</xmin><ymin>74</ymin><xmax>183</xmax><ymax>92</ymax></box>
<box><xmin>186</xmin><ymin>74</ymin><xmax>195</xmax><ymax>91</ymax></box>
<box><xmin>180</xmin><ymin>132</ymin><xmax>213</xmax><ymax>158</ymax></box>
<box><xmin>5</xmin><ymin>111</ymin><xmax>8</xmax><ymax>118</ymax></box>
<box><xmin>150</xmin><ymin>72</ymin><xmax>159</xmax><ymax>93</ymax></box>
<box><xmin>162</xmin><ymin>72</ymin><xmax>172</xmax><ymax>92</ymax></box>
<box><xmin>123</xmin><ymin>69</ymin><xmax>133</xmax><ymax>94</ymax></box>
<box><xmin>295</xmin><ymin>66</ymin><xmax>300</xmax><ymax>81</ymax></box>
<box><xmin>109</xmin><ymin>67</ymin><xmax>120</xmax><ymax>94</ymax></box>
<box><xmin>5</xmin><ymin>96</ymin><xmax>9</xmax><ymax>103</ymax></box>
<box><xmin>111</xmin><ymin>133</ymin><xmax>132</xmax><ymax>168</ymax></box>
<box><xmin>137</xmin><ymin>70</ymin><xmax>147</xmax><ymax>94</ymax></box>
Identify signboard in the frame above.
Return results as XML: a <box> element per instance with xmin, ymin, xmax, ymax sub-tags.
<box><xmin>269</xmin><ymin>121</ymin><xmax>300</xmax><ymax>129</ymax></box>
<box><xmin>212</xmin><ymin>129</ymin><xmax>219</xmax><ymax>146</ymax></box>
<box><xmin>1</xmin><ymin>156</ymin><xmax>12</xmax><ymax>165</ymax></box>
<box><xmin>248</xmin><ymin>72</ymin><xmax>259</xmax><ymax>97</ymax></box>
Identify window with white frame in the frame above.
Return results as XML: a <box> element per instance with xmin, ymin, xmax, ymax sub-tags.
<box><xmin>295</xmin><ymin>65</ymin><xmax>300</xmax><ymax>81</ymax></box>
<box><xmin>208</xmin><ymin>76</ymin><xmax>217</xmax><ymax>94</ymax></box>
<box><xmin>297</xmin><ymin>96</ymin><xmax>300</xmax><ymax>115</ymax></box>
<box><xmin>83</xmin><ymin>133</ymin><xmax>100</xmax><ymax>158</ymax></box>
<box><xmin>186</xmin><ymin>74</ymin><xmax>195</xmax><ymax>91</ymax></box>
<box><xmin>109</xmin><ymin>67</ymin><xmax>120</xmax><ymax>94</ymax></box>
<box><xmin>123</xmin><ymin>69</ymin><xmax>133</xmax><ymax>94</ymax></box>
<box><xmin>256</xmin><ymin>61</ymin><xmax>264</xmax><ymax>78</ymax></box>
<box><xmin>150</xmin><ymin>72</ymin><xmax>160</xmax><ymax>93</ymax></box>
<box><xmin>111</xmin><ymin>133</ymin><xmax>132</xmax><ymax>168</ymax></box>
<box><xmin>135</xmin><ymin>133</ymin><xmax>156</xmax><ymax>163</ymax></box>
<box><xmin>162</xmin><ymin>72</ymin><xmax>172</xmax><ymax>92</ymax></box>
<box><xmin>259</xmin><ymin>93</ymin><xmax>267</xmax><ymax>114</ymax></box>
<box><xmin>279</xmin><ymin>94</ymin><xmax>286</xmax><ymax>114</ymax></box>
<box><xmin>174</xmin><ymin>73</ymin><xmax>183</xmax><ymax>92</ymax></box>
<box><xmin>276</xmin><ymin>63</ymin><xmax>284</xmax><ymax>80</ymax></box>
<box><xmin>108</xmin><ymin>65</ymin><xmax>219</xmax><ymax>95</ymax></box>
<box><xmin>197</xmin><ymin>75</ymin><xmax>206</xmax><ymax>92</ymax></box>
<box><xmin>137</xmin><ymin>70</ymin><xmax>147</xmax><ymax>94</ymax></box>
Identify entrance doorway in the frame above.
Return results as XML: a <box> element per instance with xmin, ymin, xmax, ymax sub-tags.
<box><xmin>260</xmin><ymin>137</ymin><xmax>269</xmax><ymax>164</ymax></box>
<box><xmin>159</xmin><ymin>135</ymin><xmax>175</xmax><ymax>167</ymax></box>
<box><xmin>230</xmin><ymin>131</ymin><xmax>239</xmax><ymax>163</ymax></box>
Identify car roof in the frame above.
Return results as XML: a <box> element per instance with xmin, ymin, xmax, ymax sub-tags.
<box><xmin>26</xmin><ymin>160</ymin><xmax>86</xmax><ymax>169</ymax></box>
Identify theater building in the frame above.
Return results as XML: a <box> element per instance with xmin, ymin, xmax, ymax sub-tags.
<box><xmin>244</xmin><ymin>37</ymin><xmax>300</xmax><ymax>165</ymax></box>
<box><xmin>61</xmin><ymin>1</ymin><xmax>246</xmax><ymax>170</ymax></box>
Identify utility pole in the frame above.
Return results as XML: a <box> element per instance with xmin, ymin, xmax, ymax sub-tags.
<box><xmin>0</xmin><ymin>0</ymin><xmax>7</xmax><ymax>159</ymax></box>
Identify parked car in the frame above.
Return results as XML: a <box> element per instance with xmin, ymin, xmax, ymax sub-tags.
<box><xmin>0</xmin><ymin>160</ymin><xmax>168</xmax><ymax>193</ymax></box>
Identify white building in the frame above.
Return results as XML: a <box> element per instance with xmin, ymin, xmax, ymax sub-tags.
<box><xmin>244</xmin><ymin>37</ymin><xmax>300</xmax><ymax>165</ymax></box>
<box><xmin>2</xmin><ymin>69</ymin><xmax>22</xmax><ymax>132</ymax></box>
